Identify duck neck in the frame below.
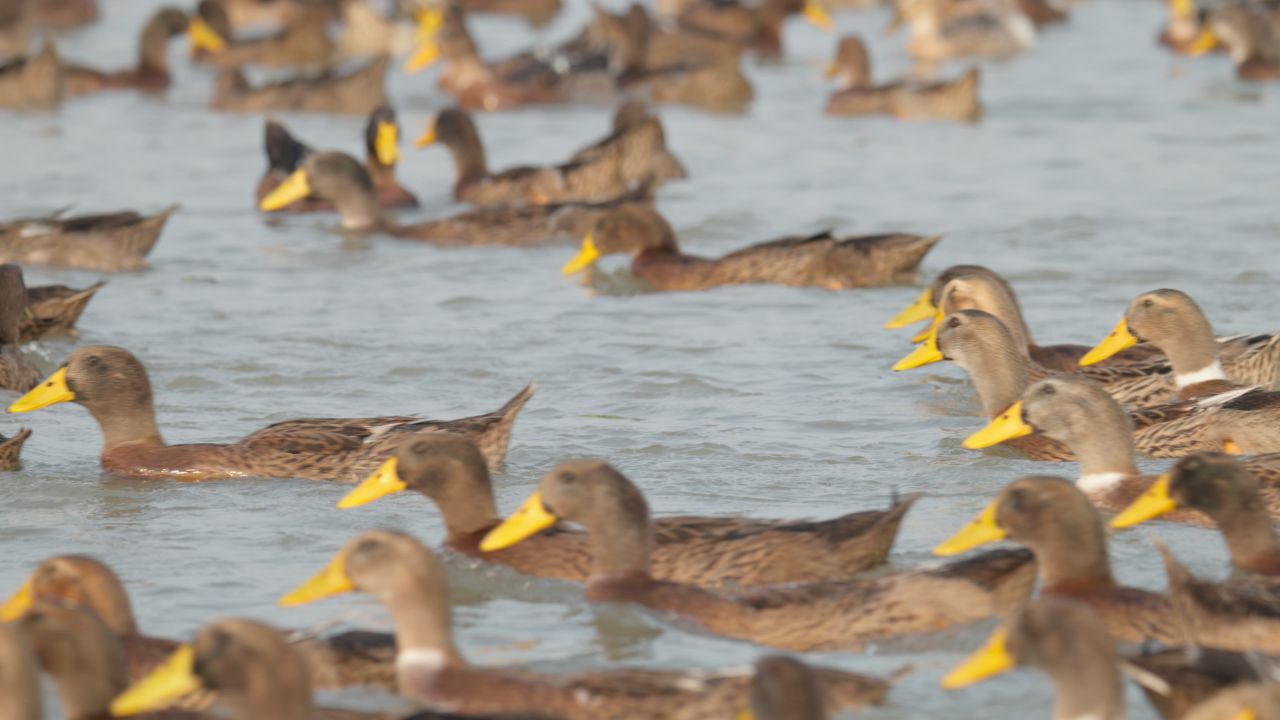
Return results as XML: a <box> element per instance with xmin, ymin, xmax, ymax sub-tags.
<box><xmin>1218</xmin><ymin>506</ymin><xmax>1280</xmax><ymax>576</ymax></box>
<box><xmin>137</xmin><ymin>18</ymin><xmax>173</xmax><ymax>75</ymax></box>
<box><xmin>1030</xmin><ymin>517</ymin><xmax>1115</xmax><ymax>592</ymax></box>
<box><xmin>959</xmin><ymin>342</ymin><xmax>1031</xmax><ymax>419</ymax></box>
<box><xmin>1055</xmin><ymin>408</ymin><xmax>1139</xmax><ymax>481</ymax></box>
<box><xmin>585</xmin><ymin>506</ymin><xmax>653</xmax><ymax>580</ymax></box>
<box><xmin>1045</xmin><ymin>651</ymin><xmax>1124</xmax><ymax>720</ymax></box>
<box><xmin>383</xmin><ymin>574</ymin><xmax>465</xmax><ymax>674</ymax></box>
<box><xmin>0</xmin><ymin>626</ymin><xmax>40</xmax><ymax>720</ymax></box>
<box><xmin>445</xmin><ymin>135</ymin><xmax>488</xmax><ymax>186</ymax></box>
<box><xmin>335</xmin><ymin>189</ymin><xmax>386</xmax><ymax>232</ymax></box>
<box><xmin>433</xmin><ymin>467</ymin><xmax>502</xmax><ymax>539</ymax></box>
<box><xmin>1157</xmin><ymin>314</ymin><xmax>1224</xmax><ymax>388</ymax></box>
<box><xmin>88</xmin><ymin>401</ymin><xmax>165</xmax><ymax>449</ymax></box>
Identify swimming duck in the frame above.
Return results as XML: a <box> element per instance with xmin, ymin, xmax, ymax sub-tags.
<box><xmin>6</xmin><ymin>345</ymin><xmax>534</xmax><ymax>480</ymax></box>
<box><xmin>935</xmin><ymin>475</ymin><xmax>1178</xmax><ymax>643</ymax></box>
<box><xmin>0</xmin><ymin>205</ymin><xmax>176</xmax><ymax>271</ymax></box>
<box><xmin>211</xmin><ymin>55</ymin><xmax>389</xmax><ymax>115</ymax></box>
<box><xmin>260</xmin><ymin>150</ymin><xmax>649</xmax><ymax>246</ymax></box>
<box><xmin>941</xmin><ymin>597</ymin><xmax>1127</xmax><ymax>720</ymax></box>
<box><xmin>416</xmin><ymin>107</ymin><xmax>629</xmax><ymax>206</ymax></box>
<box><xmin>567</xmin><ymin>100</ymin><xmax>688</xmax><ymax>189</ymax></box>
<box><xmin>1126</xmin><ymin>645</ymin><xmax>1280</xmax><ymax>720</ymax></box>
<box><xmin>21</xmin><ymin>279</ymin><xmax>105</xmax><ymax>341</ymax></box>
<box><xmin>745</xmin><ymin>656</ymin><xmax>828</xmax><ymax>720</ymax></box>
<box><xmin>673</xmin><ymin>0</ymin><xmax>833</xmax><ymax>60</ymax></box>
<box><xmin>0</xmin><ymin>265</ymin><xmax>39</xmax><ymax>392</ymax></box>
<box><xmin>61</xmin><ymin>7</ymin><xmax>191</xmax><ymax>96</ymax></box>
<box><xmin>963</xmin><ymin>376</ymin><xmax>1280</xmax><ymax>514</ymax></box>
<box><xmin>280</xmin><ymin>528</ymin><xmax>899</xmax><ymax>718</ymax></box>
<box><xmin>0</xmin><ymin>38</ymin><xmax>61</xmax><ymax>110</ymax></box>
<box><xmin>824</xmin><ymin>35</ymin><xmax>982</xmax><ymax>122</ymax></box>
<box><xmin>1079</xmin><ymin>289</ymin><xmax>1280</xmax><ymax>402</ymax></box>
<box><xmin>0</xmin><ymin>617</ymin><xmax>40</xmax><ymax>719</ymax></box>
<box><xmin>31</xmin><ymin>0</ymin><xmax>98</xmax><ymax>29</ymax></box>
<box><xmin>339</xmin><ymin>434</ymin><xmax>917</xmax><ymax>589</ymax></box>
<box><xmin>888</xmin><ymin>0</ymin><xmax>1036</xmax><ymax>60</ymax></box>
<box><xmin>480</xmin><ymin>459</ymin><xmax>1036</xmax><ymax>651</ymax></box>
<box><xmin>1159</xmin><ymin>0</ymin><xmax>1219</xmax><ymax>54</ymax></box>
<box><xmin>192</xmin><ymin>0</ymin><xmax>334</xmax><ymax>70</ymax></box>
<box><xmin>257</xmin><ymin>106</ymin><xmax>419</xmax><ymax>214</ymax></box>
<box><xmin>562</xmin><ymin>205</ymin><xmax>940</xmax><ymax>292</ymax></box>
<box><xmin>1202</xmin><ymin>6</ymin><xmax>1280</xmax><ymax>81</ymax></box>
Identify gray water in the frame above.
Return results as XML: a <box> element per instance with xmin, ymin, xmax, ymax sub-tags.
<box><xmin>1</xmin><ymin>0</ymin><xmax>1278</xmax><ymax>717</ymax></box>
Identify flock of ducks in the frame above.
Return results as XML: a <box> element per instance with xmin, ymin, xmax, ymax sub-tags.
<box><xmin>1</xmin><ymin>0</ymin><xmax>1280</xmax><ymax>718</ymax></box>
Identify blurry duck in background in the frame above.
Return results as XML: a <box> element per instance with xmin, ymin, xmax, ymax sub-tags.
<box><xmin>672</xmin><ymin>0</ymin><xmax>835</xmax><ymax>61</ymax></box>
<box><xmin>62</xmin><ymin>7</ymin><xmax>193</xmax><ymax>96</ymax></box>
<box><xmin>31</xmin><ymin>0</ymin><xmax>98</xmax><ymax>29</ymax></box>
<box><xmin>0</xmin><ymin>38</ymin><xmax>61</xmax><ymax>110</ymax></box>
<box><xmin>0</xmin><ymin>265</ymin><xmax>41</xmax><ymax>393</ymax></box>
<box><xmin>191</xmin><ymin>0</ymin><xmax>335</xmax><ymax>70</ymax></box>
<box><xmin>1200</xmin><ymin>5</ymin><xmax>1280</xmax><ymax>81</ymax></box>
<box><xmin>21</xmin><ymin>278</ymin><xmax>105</xmax><ymax>341</ymax></box>
<box><xmin>888</xmin><ymin>0</ymin><xmax>1036</xmax><ymax>60</ymax></box>
<box><xmin>568</xmin><ymin>100</ymin><xmax>688</xmax><ymax>187</ymax></box>
<box><xmin>824</xmin><ymin>35</ymin><xmax>982</xmax><ymax>122</ymax></box>
<box><xmin>562</xmin><ymin>205</ymin><xmax>940</xmax><ymax>292</ymax></box>
<box><xmin>256</xmin><ymin>105</ymin><xmax>419</xmax><ymax>213</ymax></box>
<box><xmin>0</xmin><ymin>205</ymin><xmax>176</xmax><ymax>271</ymax></box>
<box><xmin>211</xmin><ymin>54</ymin><xmax>389</xmax><ymax>114</ymax></box>
<box><xmin>1159</xmin><ymin>0</ymin><xmax>1219</xmax><ymax>54</ymax></box>
<box><xmin>453</xmin><ymin>0</ymin><xmax>563</xmax><ymax>27</ymax></box>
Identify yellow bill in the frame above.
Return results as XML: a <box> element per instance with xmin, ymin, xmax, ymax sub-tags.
<box><xmin>187</xmin><ymin>16</ymin><xmax>226</xmax><ymax>54</ymax></box>
<box><xmin>110</xmin><ymin>644</ymin><xmax>201</xmax><ymax>716</ymax></box>
<box><xmin>479</xmin><ymin>491</ymin><xmax>559</xmax><ymax>551</ymax></box>
<box><xmin>803</xmin><ymin>1</ymin><xmax>834</xmax><ymax>31</ymax></box>
<box><xmin>0</xmin><ymin>578</ymin><xmax>33</xmax><ymax>621</ymax></box>
<box><xmin>1109</xmin><ymin>474</ymin><xmax>1177</xmax><ymax>529</ymax></box>
<box><xmin>934</xmin><ymin>500</ymin><xmax>1006</xmax><ymax>556</ymax></box>
<box><xmin>1186</xmin><ymin>27</ymin><xmax>1217</xmax><ymax>56</ymax></box>
<box><xmin>1169</xmin><ymin>0</ymin><xmax>1195</xmax><ymax>18</ymax></box>
<box><xmin>9</xmin><ymin>367</ymin><xmax>74</xmax><ymax>413</ymax></box>
<box><xmin>374</xmin><ymin>121</ymin><xmax>399</xmax><ymax>166</ymax></box>
<box><xmin>1224</xmin><ymin>440</ymin><xmax>1242</xmax><ymax>455</ymax></box>
<box><xmin>414</xmin><ymin>7</ymin><xmax>443</xmax><ymax>40</ymax></box>
<box><xmin>278</xmin><ymin>552</ymin><xmax>353</xmax><ymax>607</ymax></box>
<box><xmin>1078</xmin><ymin>318</ymin><xmax>1138</xmax><ymax>366</ymax></box>
<box><xmin>339</xmin><ymin>457</ymin><xmax>407</xmax><ymax>509</ymax></box>
<box><xmin>963</xmin><ymin>402</ymin><xmax>1032</xmax><ymax>449</ymax></box>
<box><xmin>911</xmin><ymin>310</ymin><xmax>942</xmax><ymax>344</ymax></box>
<box><xmin>1232</xmin><ymin>709</ymin><xmax>1257</xmax><ymax>720</ymax></box>
<box><xmin>414</xmin><ymin>119</ymin><xmax>437</xmax><ymax>148</ymax></box>
<box><xmin>823</xmin><ymin>61</ymin><xmax>838</xmax><ymax>78</ymax></box>
<box><xmin>884</xmin><ymin>287</ymin><xmax>934</xmax><ymax>329</ymax></box>
<box><xmin>941</xmin><ymin>627</ymin><xmax>1014</xmax><ymax>690</ymax></box>
<box><xmin>562</xmin><ymin>235</ymin><xmax>601</xmax><ymax>275</ymax></box>
<box><xmin>259</xmin><ymin>169</ymin><xmax>312</xmax><ymax>212</ymax></box>
<box><xmin>404</xmin><ymin>39</ymin><xmax>440</xmax><ymax>74</ymax></box>
<box><xmin>892</xmin><ymin>325</ymin><xmax>943</xmax><ymax>371</ymax></box>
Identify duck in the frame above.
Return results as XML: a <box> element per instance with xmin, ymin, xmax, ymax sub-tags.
<box><xmin>479</xmin><ymin>459</ymin><xmax>1036</xmax><ymax>651</ymax></box>
<box><xmin>1158</xmin><ymin>0</ymin><xmax>1219</xmax><ymax>54</ymax></box>
<box><xmin>211</xmin><ymin>55</ymin><xmax>389</xmax><ymax>115</ymax></box>
<box><xmin>561</xmin><ymin>205</ymin><xmax>940</xmax><ymax>292</ymax></box>
<box><xmin>0</xmin><ymin>38</ymin><xmax>62</xmax><ymax>111</ymax></box>
<box><xmin>21</xmin><ymin>278</ymin><xmax>105</xmax><ymax>341</ymax></box>
<box><xmin>0</xmin><ymin>205</ymin><xmax>176</xmax><ymax>272</ymax></box>
<box><xmin>416</xmin><ymin>106</ymin><xmax>630</xmax><ymax>206</ymax></box>
<box><xmin>0</xmin><ymin>426</ymin><xmax>30</xmax><ymax>469</ymax></box>
<box><xmin>1185</xmin><ymin>683</ymin><xmax>1280</xmax><ymax>720</ymax></box>
<box><xmin>259</xmin><ymin>150</ymin><xmax>651</xmax><ymax>246</ymax></box>
<box><xmin>672</xmin><ymin>0</ymin><xmax>833</xmax><ymax>60</ymax></box>
<box><xmin>0</xmin><ymin>265</ymin><xmax>39</xmax><ymax>392</ymax></box>
<box><xmin>61</xmin><ymin>7</ymin><xmax>191</xmax><ymax>96</ymax></box>
<box><xmin>745</xmin><ymin>656</ymin><xmax>828</xmax><ymax>720</ymax></box>
<box><xmin>940</xmin><ymin>597</ymin><xmax>1127</xmax><ymax>720</ymax></box>
<box><xmin>15</xmin><ymin>601</ymin><xmax>206</xmax><ymax>720</ymax></box>
<box><xmin>338</xmin><ymin>433</ymin><xmax>918</xmax><ymax>590</ymax></box>
<box><xmin>31</xmin><ymin>0</ymin><xmax>98</xmax><ymax>29</ymax></box>
<box><xmin>279</xmin><ymin>528</ymin><xmax>899</xmax><ymax>718</ymax></box>
<box><xmin>256</xmin><ymin>106</ymin><xmax>419</xmax><ymax>214</ymax></box>
<box><xmin>888</xmin><ymin>0</ymin><xmax>1036</xmax><ymax>61</ymax></box>
<box><xmin>962</xmin><ymin>376</ymin><xmax>1280</xmax><ymax>515</ymax></box>
<box><xmin>1078</xmin><ymin>289</ymin><xmax>1280</xmax><ymax>403</ymax></box>
<box><xmin>0</xmin><ymin>0</ymin><xmax>33</xmax><ymax>61</ymax></box>
<box><xmin>191</xmin><ymin>0</ymin><xmax>334</xmax><ymax>70</ymax></box>
<box><xmin>887</xmin><ymin>266</ymin><xmax>1170</xmax><ymax>372</ymax></box>
<box><xmin>6</xmin><ymin>345</ymin><xmax>534</xmax><ymax>480</ymax></box>
<box><xmin>1199</xmin><ymin>5</ymin><xmax>1280</xmax><ymax>81</ymax></box>
<box><xmin>567</xmin><ymin>100</ymin><xmax>688</xmax><ymax>189</ymax></box>
<box><xmin>1125</xmin><ymin>644</ymin><xmax>1280</xmax><ymax>720</ymax></box>
<box><xmin>824</xmin><ymin>35</ymin><xmax>982</xmax><ymax>123</ymax></box>
<box><xmin>0</xmin><ymin>618</ymin><xmax>40</xmax><ymax>719</ymax></box>
<box><xmin>890</xmin><ymin>310</ymin><xmax>1075</xmax><ymax>460</ymax></box>
<box><xmin>934</xmin><ymin>474</ymin><xmax>1179</xmax><ymax>643</ymax></box>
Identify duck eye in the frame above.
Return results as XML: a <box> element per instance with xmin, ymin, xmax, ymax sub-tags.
<box><xmin>558</xmin><ymin>471</ymin><xmax>577</xmax><ymax>484</ymax></box>
<box><xmin>947</xmin><ymin>317</ymin><xmax>961</xmax><ymax>328</ymax></box>
<box><xmin>1040</xmin><ymin>384</ymin><xmax>1056</xmax><ymax>396</ymax></box>
<box><xmin>85</xmin><ymin>356</ymin><xmax>100</xmax><ymax>368</ymax></box>
<box><xmin>1142</xmin><ymin>299</ymin><xmax>1154</xmax><ymax>308</ymax></box>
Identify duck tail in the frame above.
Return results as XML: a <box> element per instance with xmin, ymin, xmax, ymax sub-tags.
<box><xmin>0</xmin><ymin>427</ymin><xmax>31</xmax><ymax>471</ymax></box>
<box><xmin>862</xmin><ymin>233</ymin><xmax>942</xmax><ymax>283</ymax></box>
<box><xmin>466</xmin><ymin>382</ymin><xmax>536</xmax><ymax>470</ymax></box>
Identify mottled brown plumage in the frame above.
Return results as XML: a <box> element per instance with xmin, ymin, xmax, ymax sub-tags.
<box><xmin>0</xmin><ymin>39</ymin><xmax>61</xmax><ymax>110</ymax></box>
<box><xmin>0</xmin><ymin>205</ymin><xmax>174</xmax><ymax>271</ymax></box>
<box><xmin>12</xmin><ymin>345</ymin><xmax>533</xmax><ymax>481</ymax></box>
<box><xmin>1151</xmin><ymin>538</ymin><xmax>1280</xmax><ymax>653</ymax></box>
<box><xmin>1208</xmin><ymin>6</ymin><xmax>1280</xmax><ymax>82</ymax></box>
<box><xmin>938</xmin><ymin>475</ymin><xmax>1179</xmax><ymax>644</ymax></box>
<box><xmin>282</xmin><ymin>530</ymin><xmax>898</xmax><ymax>719</ymax></box>
<box><xmin>747</xmin><ymin>656</ymin><xmax>828</xmax><ymax>720</ymax></box>
<box><xmin>62</xmin><ymin>7</ymin><xmax>189</xmax><ymax>96</ymax></box>
<box><xmin>574</xmin><ymin>205</ymin><xmax>939</xmax><ymax>292</ymax></box>
<box><xmin>1125</xmin><ymin>645</ymin><xmax>1280</xmax><ymax>719</ymax></box>
<box><xmin>0</xmin><ymin>426</ymin><xmax>30</xmax><ymax>469</ymax></box>
<box><xmin>21</xmin><ymin>280</ymin><xmax>104</xmax><ymax>341</ymax></box>
<box><xmin>825</xmin><ymin>36</ymin><xmax>982</xmax><ymax>122</ymax></box>
<box><xmin>567</xmin><ymin>101</ymin><xmax>687</xmax><ymax>189</ymax></box>
<box><xmin>193</xmin><ymin>0</ymin><xmax>333</xmax><ymax>70</ymax></box>
<box><xmin>256</xmin><ymin>107</ymin><xmax>419</xmax><ymax>214</ymax></box>
<box><xmin>485</xmin><ymin>460</ymin><xmax>1036</xmax><ymax>651</ymax></box>
<box><xmin>212</xmin><ymin>55</ymin><xmax>388</xmax><ymax>115</ymax></box>
<box><xmin>345</xmin><ymin>434</ymin><xmax>916</xmax><ymax>589</ymax></box>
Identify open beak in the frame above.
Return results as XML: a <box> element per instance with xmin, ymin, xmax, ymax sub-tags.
<box><xmin>934</xmin><ymin>500</ymin><xmax>1006</xmax><ymax>556</ymax></box>
<box><xmin>479</xmin><ymin>491</ymin><xmax>559</xmax><ymax>551</ymax></box>
<box><xmin>941</xmin><ymin>627</ymin><xmax>1015</xmax><ymax>690</ymax></box>
<box><xmin>561</xmin><ymin>235</ymin><xmax>601</xmax><ymax>275</ymax></box>
<box><xmin>259</xmin><ymin>169</ymin><xmax>312</xmax><ymax>212</ymax></box>
<box><xmin>338</xmin><ymin>457</ymin><xmax>408</xmax><ymax>509</ymax></box>
<box><xmin>110</xmin><ymin>645</ymin><xmax>201</xmax><ymax>716</ymax></box>
<box><xmin>963</xmin><ymin>402</ymin><xmax>1032</xmax><ymax>449</ymax></box>
<box><xmin>1078</xmin><ymin>318</ymin><xmax>1138</xmax><ymax>366</ymax></box>
<box><xmin>9</xmin><ymin>367</ymin><xmax>74</xmax><ymax>413</ymax></box>
<box><xmin>1109</xmin><ymin>474</ymin><xmax>1177</xmax><ymax>529</ymax></box>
